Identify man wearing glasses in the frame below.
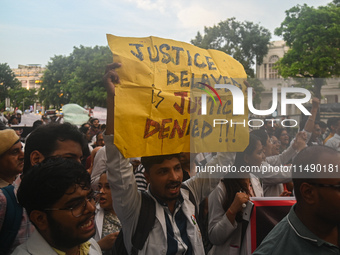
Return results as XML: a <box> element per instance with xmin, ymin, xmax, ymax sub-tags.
<box><xmin>253</xmin><ymin>145</ymin><xmax>340</xmax><ymax>254</ymax></box>
<box><xmin>12</xmin><ymin>157</ymin><xmax>101</xmax><ymax>255</ymax></box>
<box><xmin>0</xmin><ymin>123</ymin><xmax>85</xmax><ymax>254</ymax></box>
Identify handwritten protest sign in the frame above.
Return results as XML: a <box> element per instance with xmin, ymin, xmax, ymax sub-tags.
<box><xmin>107</xmin><ymin>34</ymin><xmax>249</xmax><ymax>158</ymax></box>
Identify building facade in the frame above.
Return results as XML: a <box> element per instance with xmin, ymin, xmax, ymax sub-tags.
<box><xmin>255</xmin><ymin>40</ymin><xmax>340</xmax><ymax>120</ymax></box>
<box><xmin>10</xmin><ymin>64</ymin><xmax>45</xmax><ymax>112</ymax></box>
<box><xmin>12</xmin><ymin>64</ymin><xmax>45</xmax><ymax>90</ymax></box>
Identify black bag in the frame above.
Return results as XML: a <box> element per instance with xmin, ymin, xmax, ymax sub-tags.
<box><xmin>112</xmin><ymin>191</ymin><xmax>156</xmax><ymax>255</ymax></box>
<box><xmin>113</xmin><ymin>185</ymin><xmax>202</xmax><ymax>255</ymax></box>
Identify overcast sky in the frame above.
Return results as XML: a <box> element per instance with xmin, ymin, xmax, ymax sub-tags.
<box><xmin>1</xmin><ymin>0</ymin><xmax>330</xmax><ymax>68</ymax></box>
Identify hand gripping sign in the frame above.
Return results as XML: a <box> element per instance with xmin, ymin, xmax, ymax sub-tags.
<box><xmin>107</xmin><ymin>34</ymin><xmax>249</xmax><ymax>158</ymax></box>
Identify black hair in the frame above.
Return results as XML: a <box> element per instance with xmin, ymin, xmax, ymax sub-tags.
<box><xmin>9</xmin><ymin>115</ymin><xmax>18</xmax><ymax>123</ymax></box>
<box><xmin>274</xmin><ymin>127</ymin><xmax>288</xmax><ymax>140</ymax></box>
<box><xmin>80</xmin><ymin>122</ymin><xmax>90</xmax><ymax>128</ymax></box>
<box><xmin>250</xmin><ymin>129</ymin><xmax>269</xmax><ymax>147</ymax></box>
<box><xmin>314</xmin><ymin>121</ymin><xmax>321</xmax><ymax>127</ymax></box>
<box><xmin>292</xmin><ymin>146</ymin><xmax>339</xmax><ymax>200</ymax></box>
<box><xmin>327</xmin><ymin>117</ymin><xmax>340</xmax><ymax>130</ymax></box>
<box><xmin>221</xmin><ymin>177</ymin><xmax>250</xmax><ymax>222</ymax></box>
<box><xmin>90</xmin><ymin>118</ymin><xmax>99</xmax><ymax>124</ymax></box>
<box><xmin>318</xmin><ymin>121</ymin><xmax>327</xmax><ymax>129</ymax></box>
<box><xmin>96</xmin><ymin>132</ymin><xmax>103</xmax><ymax>140</ymax></box>
<box><xmin>79</xmin><ymin>125</ymin><xmax>90</xmax><ymax>135</ymax></box>
<box><xmin>234</xmin><ymin>134</ymin><xmax>261</xmax><ymax>168</ymax></box>
<box><xmin>263</xmin><ymin>118</ymin><xmax>276</xmax><ymax>125</ymax></box>
<box><xmin>32</xmin><ymin>120</ymin><xmax>43</xmax><ymax>130</ymax></box>
<box><xmin>17</xmin><ymin>157</ymin><xmax>91</xmax><ymax>216</ymax></box>
<box><xmin>141</xmin><ymin>153</ymin><xmax>181</xmax><ymax>173</ymax></box>
<box><xmin>23</xmin><ymin>123</ymin><xmax>86</xmax><ymax>174</ymax></box>
<box><xmin>220</xmin><ymin>134</ymin><xmax>259</xmax><ymax>222</ymax></box>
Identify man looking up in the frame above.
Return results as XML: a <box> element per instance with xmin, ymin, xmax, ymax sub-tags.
<box><xmin>253</xmin><ymin>146</ymin><xmax>340</xmax><ymax>254</ymax></box>
<box><xmin>12</xmin><ymin>157</ymin><xmax>101</xmax><ymax>254</ymax></box>
<box><xmin>0</xmin><ymin>129</ymin><xmax>24</xmax><ymax>187</ymax></box>
<box><xmin>102</xmin><ymin>63</ymin><xmax>220</xmax><ymax>255</ymax></box>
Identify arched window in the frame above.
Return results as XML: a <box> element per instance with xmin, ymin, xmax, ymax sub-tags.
<box><xmin>268</xmin><ymin>55</ymin><xmax>279</xmax><ymax>79</ymax></box>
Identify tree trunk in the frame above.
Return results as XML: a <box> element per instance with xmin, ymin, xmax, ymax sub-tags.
<box><xmin>313</xmin><ymin>78</ymin><xmax>324</xmax><ymax>100</ymax></box>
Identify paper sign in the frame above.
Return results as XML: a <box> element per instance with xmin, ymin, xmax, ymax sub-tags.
<box><xmin>107</xmin><ymin>34</ymin><xmax>249</xmax><ymax>157</ymax></box>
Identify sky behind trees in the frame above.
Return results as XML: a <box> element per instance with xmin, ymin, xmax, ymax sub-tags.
<box><xmin>1</xmin><ymin>0</ymin><xmax>330</xmax><ymax>68</ymax></box>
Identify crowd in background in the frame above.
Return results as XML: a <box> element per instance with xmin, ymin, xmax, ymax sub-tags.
<box><xmin>1</xmin><ymin>77</ymin><xmax>340</xmax><ymax>254</ymax></box>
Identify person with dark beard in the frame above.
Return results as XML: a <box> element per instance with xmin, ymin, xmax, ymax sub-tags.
<box><xmin>12</xmin><ymin>157</ymin><xmax>101</xmax><ymax>255</ymax></box>
<box><xmin>103</xmin><ymin>63</ymin><xmax>220</xmax><ymax>255</ymax></box>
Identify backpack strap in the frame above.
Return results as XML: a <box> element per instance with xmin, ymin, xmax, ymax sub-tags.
<box><xmin>0</xmin><ymin>185</ymin><xmax>23</xmax><ymax>254</ymax></box>
<box><xmin>181</xmin><ymin>184</ymin><xmax>202</xmax><ymax>230</ymax></box>
<box><xmin>112</xmin><ymin>191</ymin><xmax>156</xmax><ymax>255</ymax></box>
<box><xmin>181</xmin><ymin>184</ymin><xmax>196</xmax><ymax>206</ymax></box>
<box><xmin>130</xmin><ymin>191</ymin><xmax>156</xmax><ymax>255</ymax></box>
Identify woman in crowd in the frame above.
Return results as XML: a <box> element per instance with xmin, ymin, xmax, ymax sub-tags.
<box><xmin>275</xmin><ymin>128</ymin><xmax>290</xmax><ymax>153</ymax></box>
<box><xmin>251</xmin><ymin>128</ymin><xmax>311</xmax><ymax>196</ymax></box>
<box><xmin>207</xmin><ymin>128</ymin><xmax>305</xmax><ymax>254</ymax></box>
<box><xmin>208</xmin><ymin>134</ymin><xmax>264</xmax><ymax>255</ymax></box>
<box><xmin>270</xmin><ymin>135</ymin><xmax>280</xmax><ymax>155</ymax></box>
<box><xmin>94</xmin><ymin>171</ymin><xmax>121</xmax><ymax>255</ymax></box>
<box><xmin>79</xmin><ymin>125</ymin><xmax>94</xmax><ymax>151</ymax></box>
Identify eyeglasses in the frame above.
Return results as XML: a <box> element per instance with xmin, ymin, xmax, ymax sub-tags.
<box><xmin>44</xmin><ymin>190</ymin><xmax>98</xmax><ymax>217</ymax></box>
<box><xmin>270</xmin><ymin>138</ymin><xmax>281</xmax><ymax>145</ymax></box>
<box><xmin>308</xmin><ymin>183</ymin><xmax>340</xmax><ymax>191</ymax></box>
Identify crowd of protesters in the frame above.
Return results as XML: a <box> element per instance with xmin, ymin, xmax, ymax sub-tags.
<box><xmin>0</xmin><ymin>63</ymin><xmax>339</xmax><ymax>254</ymax></box>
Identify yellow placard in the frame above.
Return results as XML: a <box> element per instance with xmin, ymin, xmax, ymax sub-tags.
<box><xmin>107</xmin><ymin>34</ymin><xmax>249</xmax><ymax>158</ymax></box>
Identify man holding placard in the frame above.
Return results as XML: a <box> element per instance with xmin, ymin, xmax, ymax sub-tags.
<box><xmin>103</xmin><ymin>62</ymin><xmax>227</xmax><ymax>255</ymax></box>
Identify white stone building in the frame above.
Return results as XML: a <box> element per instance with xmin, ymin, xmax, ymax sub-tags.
<box><xmin>10</xmin><ymin>64</ymin><xmax>45</xmax><ymax>112</ymax></box>
<box><xmin>12</xmin><ymin>64</ymin><xmax>45</xmax><ymax>90</ymax></box>
<box><xmin>255</xmin><ymin>40</ymin><xmax>340</xmax><ymax>121</ymax></box>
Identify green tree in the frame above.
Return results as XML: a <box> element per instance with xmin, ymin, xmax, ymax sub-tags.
<box><xmin>40</xmin><ymin>46</ymin><xmax>113</xmax><ymax>108</ymax></box>
<box><xmin>247</xmin><ymin>78</ymin><xmax>265</xmax><ymax>105</ymax></box>
<box><xmin>275</xmin><ymin>1</ymin><xmax>340</xmax><ymax>99</ymax></box>
<box><xmin>191</xmin><ymin>17</ymin><xmax>272</xmax><ymax>78</ymax></box>
<box><xmin>8</xmin><ymin>87</ymin><xmax>38</xmax><ymax>110</ymax></box>
<box><xmin>39</xmin><ymin>55</ymin><xmax>73</xmax><ymax>109</ymax></box>
<box><xmin>0</xmin><ymin>63</ymin><xmax>21</xmax><ymax>109</ymax></box>
<box><xmin>67</xmin><ymin>46</ymin><xmax>113</xmax><ymax>107</ymax></box>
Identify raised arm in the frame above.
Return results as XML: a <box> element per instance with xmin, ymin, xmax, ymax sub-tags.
<box><xmin>103</xmin><ymin>63</ymin><xmax>141</xmax><ymax>252</ymax></box>
<box><xmin>103</xmin><ymin>63</ymin><xmax>121</xmax><ymax>135</ymax></box>
<box><xmin>303</xmin><ymin>97</ymin><xmax>320</xmax><ymax>133</ymax></box>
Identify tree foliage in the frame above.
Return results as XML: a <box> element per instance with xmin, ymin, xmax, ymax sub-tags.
<box><xmin>0</xmin><ymin>63</ymin><xmax>21</xmax><ymax>109</ymax></box>
<box><xmin>275</xmin><ymin>1</ymin><xmax>340</xmax><ymax>98</ymax></box>
<box><xmin>191</xmin><ymin>17</ymin><xmax>271</xmax><ymax>78</ymax></box>
<box><xmin>8</xmin><ymin>87</ymin><xmax>38</xmax><ymax>110</ymax></box>
<box><xmin>39</xmin><ymin>45</ymin><xmax>113</xmax><ymax>108</ymax></box>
